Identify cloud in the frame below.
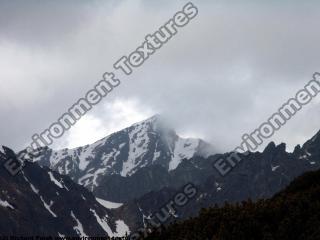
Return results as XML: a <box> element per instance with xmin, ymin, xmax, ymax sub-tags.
<box><xmin>0</xmin><ymin>0</ymin><xmax>320</xmax><ymax>153</ymax></box>
<box><xmin>58</xmin><ymin>98</ymin><xmax>154</xmax><ymax>149</ymax></box>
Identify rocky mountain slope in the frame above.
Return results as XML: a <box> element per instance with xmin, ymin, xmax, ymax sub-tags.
<box><xmin>34</xmin><ymin>115</ymin><xmax>214</xmax><ymax>192</ymax></box>
<box><xmin>0</xmin><ymin>147</ymin><xmax>129</xmax><ymax>237</ymax></box>
<box><xmin>144</xmin><ymin>168</ymin><xmax>320</xmax><ymax>240</ymax></box>
<box><xmin>113</xmin><ymin>131</ymin><xmax>320</xmax><ymax>233</ymax></box>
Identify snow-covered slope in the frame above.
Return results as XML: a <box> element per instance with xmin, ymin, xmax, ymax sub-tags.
<box><xmin>34</xmin><ymin>115</ymin><xmax>215</xmax><ymax>191</ymax></box>
<box><xmin>0</xmin><ymin>146</ymin><xmax>129</xmax><ymax>237</ymax></box>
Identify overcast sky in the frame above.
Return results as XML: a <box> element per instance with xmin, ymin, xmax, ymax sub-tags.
<box><xmin>1</xmin><ymin>0</ymin><xmax>320</xmax><ymax>153</ymax></box>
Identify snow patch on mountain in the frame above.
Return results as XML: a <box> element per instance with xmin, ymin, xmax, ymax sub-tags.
<box><xmin>40</xmin><ymin>196</ymin><xmax>57</xmax><ymax>218</ymax></box>
<box><xmin>48</xmin><ymin>172</ymin><xmax>64</xmax><ymax>189</ymax></box>
<box><xmin>22</xmin><ymin>172</ymin><xmax>39</xmax><ymax>194</ymax></box>
<box><xmin>271</xmin><ymin>165</ymin><xmax>280</xmax><ymax>172</ymax></box>
<box><xmin>170</xmin><ymin>138</ymin><xmax>200</xmax><ymax>170</ymax></box>
<box><xmin>0</xmin><ymin>199</ymin><xmax>14</xmax><ymax>209</ymax></box>
<box><xmin>90</xmin><ymin>209</ymin><xmax>114</xmax><ymax>237</ymax></box>
<box><xmin>96</xmin><ymin>198</ymin><xmax>123</xmax><ymax>209</ymax></box>
<box><xmin>121</xmin><ymin>119</ymin><xmax>151</xmax><ymax>177</ymax></box>
<box><xmin>71</xmin><ymin>211</ymin><xmax>88</xmax><ymax>237</ymax></box>
<box><xmin>77</xmin><ymin>138</ymin><xmax>107</xmax><ymax>171</ymax></box>
<box><xmin>115</xmin><ymin>220</ymin><xmax>130</xmax><ymax>236</ymax></box>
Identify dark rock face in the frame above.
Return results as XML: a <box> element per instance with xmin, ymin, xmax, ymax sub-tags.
<box><xmin>113</xmin><ymin>132</ymin><xmax>320</xmax><ymax>232</ymax></box>
<box><xmin>144</xmin><ymin>169</ymin><xmax>320</xmax><ymax>240</ymax></box>
<box><xmin>0</xmin><ymin>147</ymin><xmax>128</xmax><ymax>237</ymax></box>
<box><xmin>94</xmin><ymin>157</ymin><xmax>216</xmax><ymax>203</ymax></box>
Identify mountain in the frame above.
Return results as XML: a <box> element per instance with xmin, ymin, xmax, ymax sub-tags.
<box><xmin>93</xmin><ymin>157</ymin><xmax>215</xmax><ymax>202</ymax></box>
<box><xmin>0</xmin><ymin>147</ymin><xmax>129</xmax><ymax>237</ymax></box>
<box><xmin>144</xmin><ymin>168</ymin><xmax>320</xmax><ymax>240</ymax></box>
<box><xmin>113</xmin><ymin>132</ymin><xmax>320</xmax><ymax>233</ymax></box>
<box><xmin>29</xmin><ymin>115</ymin><xmax>320</xmax><ymax>236</ymax></box>
<box><xmin>33</xmin><ymin>115</ymin><xmax>214</xmax><ymax>192</ymax></box>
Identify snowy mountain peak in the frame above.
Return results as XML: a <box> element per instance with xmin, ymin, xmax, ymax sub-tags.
<box><xmin>129</xmin><ymin>114</ymin><xmax>175</xmax><ymax>138</ymax></box>
<box><xmin>34</xmin><ymin>115</ymin><xmax>215</xmax><ymax>191</ymax></box>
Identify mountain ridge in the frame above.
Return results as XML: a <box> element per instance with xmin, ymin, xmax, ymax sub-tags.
<box><xmin>33</xmin><ymin>115</ymin><xmax>215</xmax><ymax>191</ymax></box>
<box><xmin>111</xmin><ymin>131</ymin><xmax>320</xmax><ymax>232</ymax></box>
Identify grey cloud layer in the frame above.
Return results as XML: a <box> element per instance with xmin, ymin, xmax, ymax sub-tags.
<box><xmin>0</xmin><ymin>0</ymin><xmax>319</xmax><ymax>152</ymax></box>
